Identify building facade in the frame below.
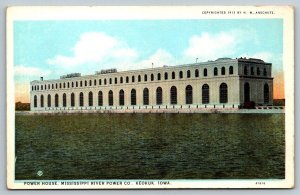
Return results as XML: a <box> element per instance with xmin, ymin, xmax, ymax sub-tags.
<box><xmin>30</xmin><ymin>57</ymin><xmax>273</xmax><ymax>112</ymax></box>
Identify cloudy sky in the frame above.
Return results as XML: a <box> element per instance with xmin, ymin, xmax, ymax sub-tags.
<box><xmin>14</xmin><ymin>19</ymin><xmax>283</xmax><ymax>102</ymax></box>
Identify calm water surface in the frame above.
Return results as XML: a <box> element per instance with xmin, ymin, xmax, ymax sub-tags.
<box><xmin>15</xmin><ymin>114</ymin><xmax>285</xmax><ymax>180</ymax></box>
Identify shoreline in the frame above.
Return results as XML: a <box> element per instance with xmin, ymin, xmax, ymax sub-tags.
<box><xmin>16</xmin><ymin>107</ymin><xmax>284</xmax><ymax>115</ymax></box>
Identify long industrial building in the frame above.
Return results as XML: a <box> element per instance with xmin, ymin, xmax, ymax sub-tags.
<box><xmin>30</xmin><ymin>57</ymin><xmax>273</xmax><ymax>112</ymax></box>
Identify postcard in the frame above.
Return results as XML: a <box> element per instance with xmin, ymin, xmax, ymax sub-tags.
<box><xmin>6</xmin><ymin>6</ymin><xmax>294</xmax><ymax>189</ymax></box>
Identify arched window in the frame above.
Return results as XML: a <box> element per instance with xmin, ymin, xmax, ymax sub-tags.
<box><xmin>88</xmin><ymin>91</ymin><xmax>93</xmax><ymax>106</ymax></box>
<box><xmin>170</xmin><ymin>86</ymin><xmax>177</xmax><ymax>104</ymax></box>
<box><xmin>47</xmin><ymin>94</ymin><xmax>51</xmax><ymax>107</ymax></box>
<box><xmin>32</xmin><ymin>86</ymin><xmax>34</xmax><ymax>91</ymax></box>
<box><xmin>67</xmin><ymin>82</ymin><xmax>69</xmax><ymax>88</ymax></box>
<box><xmin>109</xmin><ymin>78</ymin><xmax>112</xmax><ymax>84</ymax></box>
<box><xmin>37</xmin><ymin>86</ymin><xmax>39</xmax><ymax>90</ymax></box>
<box><xmin>132</xmin><ymin>76</ymin><xmax>135</xmax><ymax>82</ymax></box>
<box><xmin>186</xmin><ymin>85</ymin><xmax>193</xmax><ymax>104</ymax></box>
<box><xmin>72</xmin><ymin>82</ymin><xmax>74</xmax><ymax>88</ymax></box>
<box><xmin>143</xmin><ymin>88</ymin><xmax>149</xmax><ymax>105</ymax></box>
<box><xmin>104</xmin><ymin>78</ymin><xmax>107</xmax><ymax>85</ymax></box>
<box><xmin>151</xmin><ymin>74</ymin><xmax>154</xmax><ymax>81</ymax></box>
<box><xmin>221</xmin><ymin>67</ymin><xmax>225</xmax><ymax>75</ymax></box>
<box><xmin>187</xmin><ymin>70</ymin><xmax>191</xmax><ymax>78</ymax></box>
<box><xmin>71</xmin><ymin>93</ymin><xmax>75</xmax><ymax>107</ymax></box>
<box><xmin>40</xmin><ymin>95</ymin><xmax>44</xmax><ymax>107</ymax></box>
<box><xmin>89</xmin><ymin>80</ymin><xmax>92</xmax><ymax>86</ymax></box>
<box><xmin>55</xmin><ymin>94</ymin><xmax>59</xmax><ymax>107</ymax></box>
<box><xmin>202</xmin><ymin>84</ymin><xmax>209</xmax><ymax>104</ymax></box>
<box><xmin>131</xmin><ymin>89</ymin><xmax>136</xmax><ymax>105</ymax></box>
<box><xmin>119</xmin><ymin>90</ymin><xmax>124</xmax><ymax>106</ymax></box>
<box><xmin>34</xmin><ymin>95</ymin><xmax>37</xmax><ymax>107</ymax></box>
<box><xmin>251</xmin><ymin>67</ymin><xmax>254</xmax><ymax>75</ymax></box>
<box><xmin>263</xmin><ymin>68</ymin><xmax>267</xmax><ymax>76</ymax></box>
<box><xmin>244</xmin><ymin>66</ymin><xmax>248</xmax><ymax>75</ymax></box>
<box><xmin>41</xmin><ymin>85</ymin><xmax>43</xmax><ymax>90</ymax></box>
<box><xmin>94</xmin><ymin>79</ymin><xmax>96</xmax><ymax>86</ymax></box>
<box><xmin>164</xmin><ymin>72</ymin><xmax>168</xmax><ymax>80</ymax></box>
<box><xmin>257</xmin><ymin>67</ymin><xmax>260</xmax><ymax>75</ymax></box>
<box><xmin>214</xmin><ymin>67</ymin><xmax>218</xmax><ymax>76</ymax></box>
<box><xmin>219</xmin><ymin>83</ymin><xmax>228</xmax><ymax>103</ymax></box>
<box><xmin>204</xmin><ymin>68</ymin><xmax>208</xmax><ymax>77</ymax></box>
<box><xmin>115</xmin><ymin>77</ymin><xmax>117</xmax><ymax>84</ymax></box>
<box><xmin>85</xmin><ymin>80</ymin><xmax>87</xmax><ymax>86</ymax></box>
<box><xmin>108</xmin><ymin>90</ymin><xmax>113</xmax><ymax>106</ymax></box>
<box><xmin>80</xmin><ymin>81</ymin><xmax>82</xmax><ymax>87</ymax></box>
<box><xmin>157</xmin><ymin>73</ymin><xmax>161</xmax><ymax>80</ymax></box>
<box><xmin>179</xmin><ymin>71</ymin><xmax>183</xmax><ymax>79</ymax></box>
<box><xmin>138</xmin><ymin>75</ymin><xmax>141</xmax><ymax>82</ymax></box>
<box><xmin>264</xmin><ymin>83</ymin><xmax>269</xmax><ymax>104</ymax></box>
<box><xmin>63</xmin><ymin>93</ymin><xmax>67</xmax><ymax>107</ymax></box>
<box><xmin>144</xmin><ymin>74</ymin><xmax>147</xmax><ymax>82</ymax></box>
<box><xmin>59</xmin><ymin>83</ymin><xmax>62</xmax><ymax>88</ymax></box>
<box><xmin>156</xmin><ymin>87</ymin><xmax>162</xmax><ymax>105</ymax></box>
<box><xmin>244</xmin><ymin>82</ymin><xmax>250</xmax><ymax>102</ymax></box>
<box><xmin>195</xmin><ymin>69</ymin><xmax>199</xmax><ymax>77</ymax></box>
<box><xmin>76</xmin><ymin>81</ymin><xmax>78</xmax><ymax>87</ymax></box>
<box><xmin>79</xmin><ymin>92</ymin><xmax>84</xmax><ymax>107</ymax></box>
<box><xmin>120</xmin><ymin>77</ymin><xmax>123</xmax><ymax>83</ymax></box>
<box><xmin>172</xmin><ymin>71</ymin><xmax>175</xmax><ymax>79</ymax></box>
<box><xmin>126</xmin><ymin>76</ymin><xmax>129</xmax><ymax>83</ymax></box>
<box><xmin>229</xmin><ymin>66</ymin><xmax>233</xmax><ymax>75</ymax></box>
<box><xmin>99</xmin><ymin>79</ymin><xmax>102</xmax><ymax>85</ymax></box>
<box><xmin>56</xmin><ymin>83</ymin><xmax>58</xmax><ymax>89</ymax></box>
<box><xmin>98</xmin><ymin>91</ymin><xmax>103</xmax><ymax>106</ymax></box>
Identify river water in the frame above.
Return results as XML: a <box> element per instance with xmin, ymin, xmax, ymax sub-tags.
<box><xmin>15</xmin><ymin>113</ymin><xmax>285</xmax><ymax>180</ymax></box>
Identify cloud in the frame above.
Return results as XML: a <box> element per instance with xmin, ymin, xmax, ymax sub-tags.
<box><xmin>182</xmin><ymin>29</ymin><xmax>258</xmax><ymax>63</ymax></box>
<box><xmin>14</xmin><ymin>65</ymin><xmax>51</xmax><ymax>77</ymax></box>
<box><xmin>184</xmin><ymin>31</ymin><xmax>238</xmax><ymax>62</ymax></box>
<box><xmin>46</xmin><ymin>29</ymin><xmax>282</xmax><ymax>75</ymax></box>
<box><xmin>183</xmin><ymin>29</ymin><xmax>282</xmax><ymax>73</ymax></box>
<box><xmin>47</xmin><ymin>32</ymin><xmax>138</xmax><ymax>67</ymax></box>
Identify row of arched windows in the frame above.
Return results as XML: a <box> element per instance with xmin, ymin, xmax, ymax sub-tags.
<box><xmin>213</xmin><ymin>66</ymin><xmax>234</xmax><ymax>76</ymax></box>
<box><xmin>33</xmin><ymin>84</ymin><xmax>228</xmax><ymax>108</ymax></box>
<box><xmin>244</xmin><ymin>66</ymin><xmax>267</xmax><ymax>76</ymax></box>
<box><xmin>31</xmin><ymin>66</ymin><xmax>235</xmax><ymax>91</ymax></box>
<box><xmin>33</xmin><ymin>83</ymin><xmax>271</xmax><ymax>108</ymax></box>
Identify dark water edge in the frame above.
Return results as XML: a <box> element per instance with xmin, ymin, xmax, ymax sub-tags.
<box><xmin>15</xmin><ymin>113</ymin><xmax>285</xmax><ymax>180</ymax></box>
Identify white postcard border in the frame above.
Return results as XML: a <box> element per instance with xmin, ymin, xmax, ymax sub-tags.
<box><xmin>6</xmin><ymin>6</ymin><xmax>294</xmax><ymax>189</ymax></box>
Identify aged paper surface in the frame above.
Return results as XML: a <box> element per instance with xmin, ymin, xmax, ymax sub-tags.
<box><xmin>7</xmin><ymin>6</ymin><xmax>294</xmax><ymax>189</ymax></box>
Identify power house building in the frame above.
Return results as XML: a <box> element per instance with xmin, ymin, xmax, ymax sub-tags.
<box><xmin>30</xmin><ymin>57</ymin><xmax>273</xmax><ymax>112</ymax></box>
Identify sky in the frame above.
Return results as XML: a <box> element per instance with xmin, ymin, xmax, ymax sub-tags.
<box><xmin>14</xmin><ymin>19</ymin><xmax>284</xmax><ymax>102</ymax></box>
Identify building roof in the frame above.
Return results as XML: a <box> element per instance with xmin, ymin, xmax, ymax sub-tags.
<box><xmin>31</xmin><ymin>57</ymin><xmax>271</xmax><ymax>83</ymax></box>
